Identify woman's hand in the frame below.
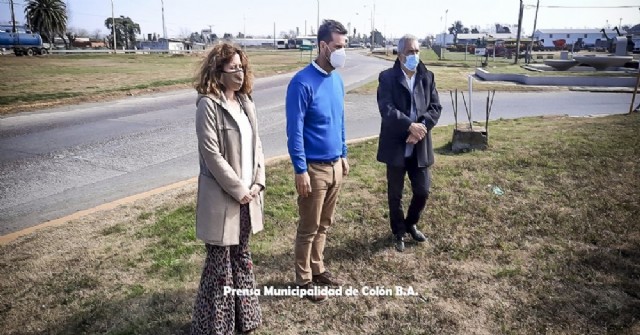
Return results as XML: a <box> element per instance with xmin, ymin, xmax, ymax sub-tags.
<box><xmin>240</xmin><ymin>193</ymin><xmax>253</xmax><ymax>205</ymax></box>
<box><xmin>249</xmin><ymin>184</ymin><xmax>262</xmax><ymax>198</ymax></box>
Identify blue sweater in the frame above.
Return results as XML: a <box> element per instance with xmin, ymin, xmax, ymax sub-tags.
<box><xmin>286</xmin><ymin>63</ymin><xmax>347</xmax><ymax>174</ymax></box>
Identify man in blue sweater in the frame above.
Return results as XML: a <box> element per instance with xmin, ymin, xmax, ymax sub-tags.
<box><xmin>286</xmin><ymin>19</ymin><xmax>349</xmax><ymax>303</ymax></box>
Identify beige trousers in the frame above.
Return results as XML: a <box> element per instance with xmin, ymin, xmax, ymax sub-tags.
<box><xmin>294</xmin><ymin>161</ymin><xmax>343</xmax><ymax>285</ymax></box>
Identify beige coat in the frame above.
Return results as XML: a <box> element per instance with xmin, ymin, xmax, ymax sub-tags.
<box><xmin>195</xmin><ymin>93</ymin><xmax>265</xmax><ymax>246</ymax></box>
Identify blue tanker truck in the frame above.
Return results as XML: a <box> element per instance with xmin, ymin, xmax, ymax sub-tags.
<box><xmin>0</xmin><ymin>25</ymin><xmax>49</xmax><ymax>56</ymax></box>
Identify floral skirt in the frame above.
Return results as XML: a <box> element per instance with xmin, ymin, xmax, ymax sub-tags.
<box><xmin>191</xmin><ymin>204</ymin><xmax>261</xmax><ymax>334</ymax></box>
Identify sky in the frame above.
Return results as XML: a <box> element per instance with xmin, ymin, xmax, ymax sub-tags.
<box><xmin>1</xmin><ymin>0</ymin><xmax>638</xmax><ymax>39</ymax></box>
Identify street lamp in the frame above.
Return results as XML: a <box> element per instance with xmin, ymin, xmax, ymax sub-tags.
<box><xmin>370</xmin><ymin>1</ymin><xmax>375</xmax><ymax>51</ymax></box>
<box><xmin>110</xmin><ymin>0</ymin><xmax>117</xmax><ymax>52</ymax></box>
<box><xmin>441</xmin><ymin>9</ymin><xmax>448</xmax><ymax>58</ymax></box>
<box><xmin>161</xmin><ymin>0</ymin><xmax>167</xmax><ymax>39</ymax></box>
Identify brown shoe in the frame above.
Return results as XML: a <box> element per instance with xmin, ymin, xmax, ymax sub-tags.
<box><xmin>312</xmin><ymin>271</ymin><xmax>344</xmax><ymax>286</ymax></box>
<box><xmin>298</xmin><ymin>283</ymin><xmax>328</xmax><ymax>303</ymax></box>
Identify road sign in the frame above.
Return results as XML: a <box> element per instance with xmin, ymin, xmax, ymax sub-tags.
<box><xmin>475</xmin><ymin>48</ymin><xmax>486</xmax><ymax>56</ymax></box>
<box><xmin>299</xmin><ymin>45</ymin><xmax>313</xmax><ymax>51</ymax></box>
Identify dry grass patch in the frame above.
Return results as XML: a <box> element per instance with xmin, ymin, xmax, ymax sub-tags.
<box><xmin>0</xmin><ymin>50</ymin><xmax>307</xmax><ymax>115</ymax></box>
<box><xmin>1</xmin><ymin>113</ymin><xmax>639</xmax><ymax>334</ymax></box>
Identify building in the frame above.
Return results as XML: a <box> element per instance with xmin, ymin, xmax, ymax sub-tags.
<box><xmin>137</xmin><ymin>38</ymin><xmax>187</xmax><ymax>51</ymax></box>
<box><xmin>533</xmin><ymin>29</ymin><xmax>624</xmax><ymax>48</ymax></box>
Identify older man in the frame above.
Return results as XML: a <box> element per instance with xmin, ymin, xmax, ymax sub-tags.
<box><xmin>376</xmin><ymin>34</ymin><xmax>442</xmax><ymax>252</ymax></box>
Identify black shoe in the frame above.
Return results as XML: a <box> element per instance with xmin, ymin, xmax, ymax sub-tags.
<box><xmin>394</xmin><ymin>234</ymin><xmax>405</xmax><ymax>252</ymax></box>
<box><xmin>408</xmin><ymin>225</ymin><xmax>427</xmax><ymax>242</ymax></box>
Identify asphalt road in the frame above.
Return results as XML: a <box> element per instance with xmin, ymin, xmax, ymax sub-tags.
<box><xmin>0</xmin><ymin>51</ymin><xmax>633</xmax><ymax>235</ymax></box>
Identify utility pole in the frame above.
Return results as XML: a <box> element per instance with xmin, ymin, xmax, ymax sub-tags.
<box><xmin>111</xmin><ymin>0</ymin><xmax>117</xmax><ymax>52</ymax></box>
<box><xmin>161</xmin><ymin>0</ymin><xmax>167</xmax><ymax>39</ymax></box>
<box><xmin>9</xmin><ymin>0</ymin><xmax>16</xmax><ymax>33</ymax></box>
<box><xmin>370</xmin><ymin>2</ymin><xmax>375</xmax><ymax>51</ymax></box>
<box><xmin>527</xmin><ymin>0</ymin><xmax>540</xmax><ymax>63</ymax></box>
<box><xmin>316</xmin><ymin>0</ymin><xmax>319</xmax><ymax>35</ymax></box>
<box><xmin>442</xmin><ymin>9</ymin><xmax>448</xmax><ymax>59</ymax></box>
<box><xmin>514</xmin><ymin>0</ymin><xmax>524</xmax><ymax>64</ymax></box>
<box><xmin>273</xmin><ymin>22</ymin><xmax>276</xmax><ymax>49</ymax></box>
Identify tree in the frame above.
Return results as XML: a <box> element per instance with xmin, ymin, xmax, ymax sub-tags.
<box><xmin>237</xmin><ymin>32</ymin><xmax>245</xmax><ymax>38</ymax></box>
<box><xmin>223</xmin><ymin>33</ymin><xmax>233</xmax><ymax>40</ymax></box>
<box><xmin>189</xmin><ymin>32</ymin><xmax>203</xmax><ymax>43</ymax></box>
<box><xmin>370</xmin><ymin>29</ymin><xmax>384</xmax><ymax>46</ymax></box>
<box><xmin>104</xmin><ymin>16</ymin><xmax>141</xmax><ymax>49</ymax></box>
<box><xmin>471</xmin><ymin>27</ymin><xmax>480</xmax><ymax>34</ymax></box>
<box><xmin>179</xmin><ymin>27</ymin><xmax>192</xmax><ymax>39</ymax></box>
<box><xmin>24</xmin><ymin>0</ymin><xmax>68</xmax><ymax>46</ymax></box>
<box><xmin>65</xmin><ymin>30</ymin><xmax>75</xmax><ymax>46</ymax></box>
<box><xmin>92</xmin><ymin>29</ymin><xmax>102</xmax><ymax>40</ymax></box>
<box><xmin>495</xmin><ymin>23</ymin><xmax>511</xmax><ymax>34</ymax></box>
<box><xmin>448</xmin><ymin>20</ymin><xmax>465</xmax><ymax>44</ymax></box>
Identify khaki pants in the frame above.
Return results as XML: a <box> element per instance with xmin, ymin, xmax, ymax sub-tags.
<box><xmin>294</xmin><ymin>161</ymin><xmax>343</xmax><ymax>285</ymax></box>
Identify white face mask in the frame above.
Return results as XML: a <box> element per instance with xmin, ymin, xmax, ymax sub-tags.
<box><xmin>325</xmin><ymin>44</ymin><xmax>346</xmax><ymax>69</ymax></box>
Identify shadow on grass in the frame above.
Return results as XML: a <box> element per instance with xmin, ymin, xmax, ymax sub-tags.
<box><xmin>25</xmin><ymin>289</ymin><xmax>194</xmax><ymax>335</ymax></box>
<box><xmin>434</xmin><ymin>141</ymin><xmax>454</xmax><ymax>155</ymax></box>
<box><xmin>523</xmin><ymin>245</ymin><xmax>640</xmax><ymax>334</ymax></box>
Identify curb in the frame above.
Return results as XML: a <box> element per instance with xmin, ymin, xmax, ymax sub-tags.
<box><xmin>0</xmin><ymin>136</ymin><xmax>382</xmax><ymax>245</ymax></box>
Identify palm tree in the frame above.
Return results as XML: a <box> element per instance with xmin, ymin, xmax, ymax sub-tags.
<box><xmin>24</xmin><ymin>0</ymin><xmax>68</xmax><ymax>46</ymax></box>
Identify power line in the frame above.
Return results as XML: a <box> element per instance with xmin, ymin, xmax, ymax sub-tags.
<box><xmin>526</xmin><ymin>5</ymin><xmax>638</xmax><ymax>9</ymax></box>
<box><xmin>0</xmin><ymin>1</ymin><xmax>25</xmax><ymax>6</ymax></box>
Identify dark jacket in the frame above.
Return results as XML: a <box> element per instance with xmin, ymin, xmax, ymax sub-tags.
<box><xmin>376</xmin><ymin>59</ymin><xmax>442</xmax><ymax>167</ymax></box>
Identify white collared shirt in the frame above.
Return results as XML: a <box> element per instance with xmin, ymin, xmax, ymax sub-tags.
<box><xmin>404</xmin><ymin>71</ymin><xmax>417</xmax><ymax>158</ymax></box>
<box><xmin>311</xmin><ymin>60</ymin><xmax>329</xmax><ymax>75</ymax></box>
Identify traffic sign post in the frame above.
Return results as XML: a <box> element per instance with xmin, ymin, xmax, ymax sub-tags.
<box><xmin>474</xmin><ymin>48</ymin><xmax>486</xmax><ymax>67</ymax></box>
<box><xmin>299</xmin><ymin>44</ymin><xmax>313</xmax><ymax>62</ymax></box>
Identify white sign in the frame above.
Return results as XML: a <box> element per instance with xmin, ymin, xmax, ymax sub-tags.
<box><xmin>474</xmin><ymin>48</ymin><xmax>486</xmax><ymax>56</ymax></box>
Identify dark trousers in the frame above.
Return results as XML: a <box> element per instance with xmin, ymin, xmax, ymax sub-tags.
<box><xmin>386</xmin><ymin>152</ymin><xmax>431</xmax><ymax>235</ymax></box>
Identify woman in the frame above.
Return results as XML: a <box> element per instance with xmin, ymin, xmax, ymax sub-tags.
<box><xmin>191</xmin><ymin>42</ymin><xmax>265</xmax><ymax>335</ymax></box>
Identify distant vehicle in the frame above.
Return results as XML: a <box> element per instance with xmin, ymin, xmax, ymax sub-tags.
<box><xmin>348</xmin><ymin>42</ymin><xmax>365</xmax><ymax>48</ymax></box>
<box><xmin>276</xmin><ymin>39</ymin><xmax>288</xmax><ymax>49</ymax></box>
<box><xmin>288</xmin><ymin>36</ymin><xmax>316</xmax><ymax>49</ymax></box>
<box><xmin>0</xmin><ymin>25</ymin><xmax>49</xmax><ymax>56</ymax></box>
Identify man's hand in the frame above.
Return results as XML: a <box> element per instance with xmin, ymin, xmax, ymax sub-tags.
<box><xmin>409</xmin><ymin>123</ymin><xmax>427</xmax><ymax>140</ymax></box>
<box><xmin>295</xmin><ymin>172</ymin><xmax>312</xmax><ymax>197</ymax></box>
<box><xmin>249</xmin><ymin>184</ymin><xmax>262</xmax><ymax>198</ymax></box>
<box><xmin>341</xmin><ymin>157</ymin><xmax>350</xmax><ymax>176</ymax></box>
<box><xmin>406</xmin><ymin>133</ymin><xmax>421</xmax><ymax>144</ymax></box>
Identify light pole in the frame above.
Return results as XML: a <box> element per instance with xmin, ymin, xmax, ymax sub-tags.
<box><xmin>110</xmin><ymin>0</ymin><xmax>117</xmax><ymax>52</ymax></box>
<box><xmin>161</xmin><ymin>0</ymin><xmax>167</xmax><ymax>39</ymax></box>
<box><xmin>316</xmin><ymin>0</ymin><xmax>319</xmax><ymax>36</ymax></box>
<box><xmin>9</xmin><ymin>0</ymin><xmax>16</xmax><ymax>33</ymax></box>
<box><xmin>370</xmin><ymin>1</ymin><xmax>375</xmax><ymax>51</ymax></box>
<box><xmin>442</xmin><ymin>9</ymin><xmax>448</xmax><ymax>58</ymax></box>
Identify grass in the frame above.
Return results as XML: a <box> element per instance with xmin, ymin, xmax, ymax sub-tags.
<box><xmin>353</xmin><ymin>49</ymin><xmax>559</xmax><ymax>94</ymax></box>
<box><xmin>0</xmin><ymin>50</ymin><xmax>308</xmax><ymax>114</ymax></box>
<box><xmin>1</xmin><ymin>113</ymin><xmax>639</xmax><ymax>334</ymax></box>
<box><xmin>354</xmin><ymin>48</ymin><xmax>633</xmax><ymax>94</ymax></box>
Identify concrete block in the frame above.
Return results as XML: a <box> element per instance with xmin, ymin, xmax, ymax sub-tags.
<box><xmin>451</xmin><ymin>125</ymin><xmax>488</xmax><ymax>153</ymax></box>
